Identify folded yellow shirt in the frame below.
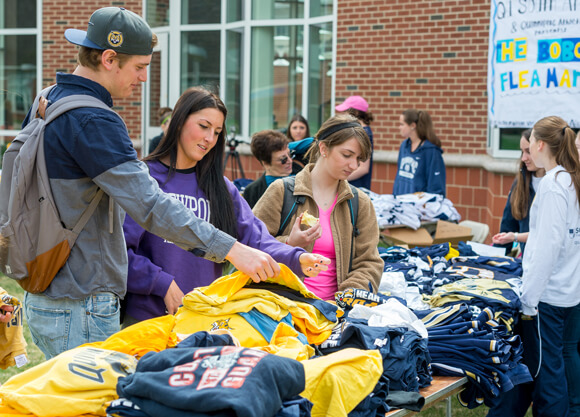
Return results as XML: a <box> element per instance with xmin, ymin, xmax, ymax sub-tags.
<box><xmin>0</xmin><ymin>347</ymin><xmax>136</xmax><ymax>417</ymax></box>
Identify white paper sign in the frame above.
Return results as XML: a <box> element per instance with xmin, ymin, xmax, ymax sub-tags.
<box><xmin>488</xmin><ymin>0</ymin><xmax>580</xmax><ymax>128</ymax></box>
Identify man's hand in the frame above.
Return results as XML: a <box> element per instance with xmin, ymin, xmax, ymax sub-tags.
<box><xmin>226</xmin><ymin>242</ymin><xmax>281</xmax><ymax>283</ymax></box>
<box><xmin>163</xmin><ymin>280</ymin><xmax>185</xmax><ymax>315</ymax></box>
<box><xmin>299</xmin><ymin>253</ymin><xmax>331</xmax><ymax>277</ymax></box>
<box><xmin>0</xmin><ymin>305</ymin><xmax>14</xmax><ymax>323</ymax></box>
<box><xmin>287</xmin><ymin>215</ymin><xmax>322</xmax><ymax>248</ymax></box>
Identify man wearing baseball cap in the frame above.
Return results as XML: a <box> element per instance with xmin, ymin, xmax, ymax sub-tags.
<box><xmin>335</xmin><ymin>95</ymin><xmax>375</xmax><ymax>190</ymax></box>
<box><xmin>22</xmin><ymin>7</ymin><xmax>294</xmax><ymax>359</ymax></box>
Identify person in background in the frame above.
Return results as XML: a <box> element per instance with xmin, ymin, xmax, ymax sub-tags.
<box><xmin>149</xmin><ymin>106</ymin><xmax>173</xmax><ymax>154</ymax></box>
<box><xmin>243</xmin><ymin>130</ymin><xmax>294</xmax><ymax>208</ymax></box>
<box><xmin>335</xmin><ymin>95</ymin><xmax>374</xmax><ymax>190</ymax></box>
<box><xmin>253</xmin><ymin>114</ymin><xmax>383</xmax><ymax>301</ymax></box>
<box><xmin>122</xmin><ymin>88</ymin><xmax>329</xmax><ymax>325</ymax></box>
<box><xmin>394</xmin><ymin>109</ymin><xmax>446</xmax><ymax>196</ymax></box>
<box><xmin>492</xmin><ymin>129</ymin><xmax>545</xmax><ymax>256</ymax></box>
<box><xmin>286</xmin><ymin>114</ymin><xmax>310</xmax><ymax>142</ymax></box>
<box><xmin>22</xmin><ymin>7</ymin><xmax>304</xmax><ymax>360</ymax></box>
<box><xmin>486</xmin><ymin>131</ymin><xmax>545</xmax><ymax>417</ymax></box>
<box><xmin>519</xmin><ymin>116</ymin><xmax>580</xmax><ymax>417</ymax></box>
<box><xmin>285</xmin><ymin>115</ymin><xmax>311</xmax><ymax>174</ymax></box>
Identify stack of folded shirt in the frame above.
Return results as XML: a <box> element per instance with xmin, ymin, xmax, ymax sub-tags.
<box><xmin>426</xmin><ymin>307</ymin><xmax>532</xmax><ymax>409</ymax></box>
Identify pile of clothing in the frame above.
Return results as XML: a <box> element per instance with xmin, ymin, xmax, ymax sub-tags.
<box><xmin>380</xmin><ymin>243</ymin><xmax>532</xmax><ymax>408</ymax></box>
<box><xmin>0</xmin><ymin>266</ymin><xmax>426</xmax><ymax>417</ymax></box>
<box><xmin>366</xmin><ymin>191</ymin><xmax>461</xmax><ymax>229</ymax></box>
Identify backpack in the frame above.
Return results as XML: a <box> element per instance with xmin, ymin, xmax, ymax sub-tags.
<box><xmin>0</xmin><ymin>87</ymin><xmax>114</xmax><ymax>293</ymax></box>
<box><xmin>276</xmin><ymin>176</ymin><xmax>360</xmax><ymax>272</ymax></box>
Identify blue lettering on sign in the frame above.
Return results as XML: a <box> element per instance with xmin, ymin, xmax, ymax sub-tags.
<box><xmin>538</xmin><ymin>38</ymin><xmax>580</xmax><ymax>63</ymax></box>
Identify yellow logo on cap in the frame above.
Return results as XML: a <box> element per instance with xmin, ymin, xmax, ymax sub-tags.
<box><xmin>107</xmin><ymin>31</ymin><xmax>123</xmax><ymax>48</ymax></box>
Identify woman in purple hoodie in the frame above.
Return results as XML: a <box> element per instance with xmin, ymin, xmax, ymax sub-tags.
<box><xmin>122</xmin><ymin>87</ymin><xmax>329</xmax><ymax>325</ymax></box>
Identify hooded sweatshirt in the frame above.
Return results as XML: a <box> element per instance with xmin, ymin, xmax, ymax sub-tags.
<box><xmin>393</xmin><ymin>138</ymin><xmax>446</xmax><ymax>197</ymax></box>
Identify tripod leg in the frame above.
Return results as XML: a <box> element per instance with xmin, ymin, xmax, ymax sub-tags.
<box><xmin>224</xmin><ymin>151</ymin><xmax>238</xmax><ymax>178</ymax></box>
<box><xmin>224</xmin><ymin>152</ymin><xmax>230</xmax><ymax>171</ymax></box>
<box><xmin>234</xmin><ymin>152</ymin><xmax>246</xmax><ymax>179</ymax></box>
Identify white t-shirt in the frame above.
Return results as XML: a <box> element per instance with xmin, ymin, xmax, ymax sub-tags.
<box><xmin>521</xmin><ymin>165</ymin><xmax>580</xmax><ymax>314</ymax></box>
<box><xmin>531</xmin><ymin>174</ymin><xmax>542</xmax><ymax>192</ymax></box>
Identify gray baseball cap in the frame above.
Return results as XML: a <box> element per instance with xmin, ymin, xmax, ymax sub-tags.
<box><xmin>64</xmin><ymin>7</ymin><xmax>153</xmax><ymax>55</ymax></box>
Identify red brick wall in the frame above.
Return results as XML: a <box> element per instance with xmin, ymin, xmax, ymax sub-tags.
<box><xmin>42</xmin><ymin>0</ymin><xmax>144</xmax><ymax>141</ymax></box>
<box><xmin>335</xmin><ymin>0</ymin><xmax>490</xmax><ymax>155</ymax></box>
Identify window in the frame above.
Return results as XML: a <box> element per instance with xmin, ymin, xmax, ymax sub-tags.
<box><xmin>147</xmin><ymin>0</ymin><xmax>334</xmax><ymax>143</ymax></box>
<box><xmin>488</xmin><ymin>127</ymin><xmax>526</xmax><ymax>158</ymax></box>
<box><xmin>181</xmin><ymin>31</ymin><xmax>221</xmax><ymax>93</ymax></box>
<box><xmin>0</xmin><ymin>0</ymin><xmax>39</xmax><ymax>167</ymax></box>
<box><xmin>250</xmin><ymin>25</ymin><xmax>304</xmax><ymax>133</ymax></box>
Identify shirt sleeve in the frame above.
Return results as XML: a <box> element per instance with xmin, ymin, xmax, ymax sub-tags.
<box><xmin>425</xmin><ymin>149</ymin><xmax>446</xmax><ymax>196</ymax></box>
<box><xmin>228</xmin><ymin>180</ymin><xmax>305</xmax><ymax>276</ymax></box>
<box><xmin>95</xmin><ymin>160</ymin><xmax>236</xmax><ymax>263</ymax></box>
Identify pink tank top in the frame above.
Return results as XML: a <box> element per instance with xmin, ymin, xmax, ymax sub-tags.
<box><xmin>304</xmin><ymin>195</ymin><xmax>338</xmax><ymax>300</ymax></box>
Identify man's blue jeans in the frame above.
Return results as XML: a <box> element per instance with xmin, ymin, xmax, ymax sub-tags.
<box><xmin>24</xmin><ymin>291</ymin><xmax>120</xmax><ymax>360</ymax></box>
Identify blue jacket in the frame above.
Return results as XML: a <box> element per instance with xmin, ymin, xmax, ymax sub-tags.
<box><xmin>24</xmin><ymin>73</ymin><xmax>236</xmax><ymax>300</ymax></box>
<box><xmin>393</xmin><ymin>139</ymin><xmax>446</xmax><ymax>197</ymax></box>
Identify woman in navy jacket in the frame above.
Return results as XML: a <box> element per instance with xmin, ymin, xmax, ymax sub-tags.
<box><xmin>393</xmin><ymin>109</ymin><xmax>446</xmax><ymax>196</ymax></box>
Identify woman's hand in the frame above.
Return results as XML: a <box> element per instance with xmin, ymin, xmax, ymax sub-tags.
<box><xmin>299</xmin><ymin>253</ymin><xmax>330</xmax><ymax>277</ymax></box>
<box><xmin>492</xmin><ymin>232</ymin><xmax>515</xmax><ymax>245</ymax></box>
<box><xmin>163</xmin><ymin>280</ymin><xmax>185</xmax><ymax>315</ymax></box>
<box><xmin>287</xmin><ymin>214</ymin><xmax>323</xmax><ymax>248</ymax></box>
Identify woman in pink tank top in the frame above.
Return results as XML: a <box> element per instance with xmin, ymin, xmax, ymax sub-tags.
<box><xmin>253</xmin><ymin>114</ymin><xmax>384</xmax><ymax>301</ymax></box>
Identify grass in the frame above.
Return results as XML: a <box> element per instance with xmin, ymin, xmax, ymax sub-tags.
<box><xmin>0</xmin><ymin>274</ymin><xmax>533</xmax><ymax>416</ymax></box>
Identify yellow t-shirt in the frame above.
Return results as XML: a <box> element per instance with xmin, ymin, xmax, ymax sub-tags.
<box><xmin>0</xmin><ymin>288</ymin><xmax>27</xmax><ymax>370</ymax></box>
<box><xmin>0</xmin><ymin>347</ymin><xmax>136</xmax><ymax>417</ymax></box>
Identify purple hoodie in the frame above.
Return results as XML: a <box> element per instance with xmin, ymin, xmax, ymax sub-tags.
<box><xmin>123</xmin><ymin>160</ymin><xmax>305</xmax><ymax>321</ymax></box>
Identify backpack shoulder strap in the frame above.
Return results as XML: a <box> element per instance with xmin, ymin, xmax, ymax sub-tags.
<box><xmin>347</xmin><ymin>184</ymin><xmax>360</xmax><ymax>274</ymax></box>
<box><xmin>277</xmin><ymin>176</ymin><xmax>305</xmax><ymax>237</ymax></box>
<box><xmin>40</xmin><ymin>95</ymin><xmax>115</xmax><ymax>234</ymax></box>
<box><xmin>44</xmin><ymin>95</ymin><xmax>114</xmax><ymax>124</ymax></box>
<box><xmin>348</xmin><ymin>184</ymin><xmax>360</xmax><ymax>237</ymax></box>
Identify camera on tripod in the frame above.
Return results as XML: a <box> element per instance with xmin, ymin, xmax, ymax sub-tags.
<box><xmin>223</xmin><ymin>126</ymin><xmax>246</xmax><ymax>179</ymax></box>
<box><xmin>228</xmin><ymin>136</ymin><xmax>241</xmax><ymax>151</ymax></box>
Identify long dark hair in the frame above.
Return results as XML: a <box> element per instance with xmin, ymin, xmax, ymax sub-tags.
<box><xmin>402</xmin><ymin>109</ymin><xmax>441</xmax><ymax>147</ymax></box>
<box><xmin>145</xmin><ymin>86</ymin><xmax>238</xmax><ymax>238</ymax></box>
<box><xmin>510</xmin><ymin>129</ymin><xmax>534</xmax><ymax>220</ymax></box>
